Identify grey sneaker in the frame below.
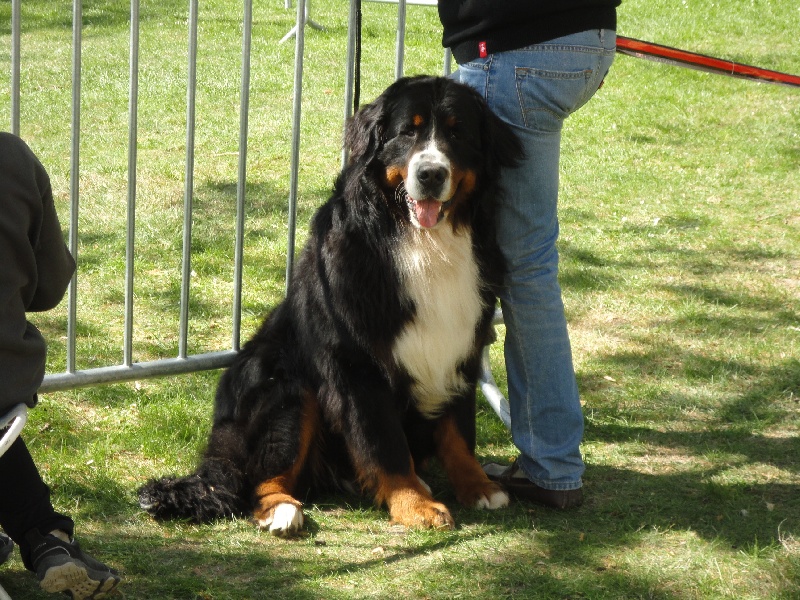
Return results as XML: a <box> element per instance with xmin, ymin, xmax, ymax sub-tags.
<box><xmin>0</xmin><ymin>532</ymin><xmax>12</xmax><ymax>565</ymax></box>
<box><xmin>26</xmin><ymin>530</ymin><xmax>120</xmax><ymax>599</ymax></box>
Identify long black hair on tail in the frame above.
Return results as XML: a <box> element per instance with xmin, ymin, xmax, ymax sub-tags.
<box><xmin>138</xmin><ymin>421</ymin><xmax>250</xmax><ymax>522</ymax></box>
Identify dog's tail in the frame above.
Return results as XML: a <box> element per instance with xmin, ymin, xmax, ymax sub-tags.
<box><xmin>138</xmin><ymin>423</ymin><xmax>250</xmax><ymax>523</ymax></box>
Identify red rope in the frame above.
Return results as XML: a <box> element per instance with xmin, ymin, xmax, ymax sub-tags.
<box><xmin>616</xmin><ymin>36</ymin><xmax>800</xmax><ymax>88</ymax></box>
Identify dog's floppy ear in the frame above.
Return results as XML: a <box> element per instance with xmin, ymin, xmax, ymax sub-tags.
<box><xmin>482</xmin><ymin>108</ymin><xmax>524</xmax><ymax>171</ymax></box>
<box><xmin>345</xmin><ymin>98</ymin><xmax>385</xmax><ymax>166</ymax></box>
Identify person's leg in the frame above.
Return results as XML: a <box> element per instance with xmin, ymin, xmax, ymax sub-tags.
<box><xmin>0</xmin><ymin>436</ymin><xmax>74</xmax><ymax>567</ymax></box>
<box><xmin>0</xmin><ymin>435</ymin><xmax>120</xmax><ymax>597</ymax></box>
<box><xmin>457</xmin><ymin>30</ymin><xmax>615</xmax><ymax>493</ymax></box>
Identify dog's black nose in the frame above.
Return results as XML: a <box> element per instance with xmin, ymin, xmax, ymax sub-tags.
<box><xmin>417</xmin><ymin>163</ymin><xmax>447</xmax><ymax>186</ymax></box>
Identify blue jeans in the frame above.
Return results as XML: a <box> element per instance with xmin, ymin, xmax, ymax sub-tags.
<box><xmin>455</xmin><ymin>30</ymin><xmax>616</xmax><ymax>491</ymax></box>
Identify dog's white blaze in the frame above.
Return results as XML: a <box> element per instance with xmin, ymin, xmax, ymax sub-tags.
<box><xmin>405</xmin><ymin>139</ymin><xmax>453</xmax><ymax>203</ymax></box>
<box><xmin>392</xmin><ymin>225</ymin><xmax>483</xmax><ymax>417</ymax></box>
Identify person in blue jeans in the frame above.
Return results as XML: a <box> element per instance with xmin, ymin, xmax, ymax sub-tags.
<box><xmin>438</xmin><ymin>1</ymin><xmax>619</xmax><ymax>508</ymax></box>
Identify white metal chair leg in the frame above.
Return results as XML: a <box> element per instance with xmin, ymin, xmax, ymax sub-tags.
<box><xmin>480</xmin><ymin>345</ymin><xmax>511</xmax><ymax>429</ymax></box>
<box><xmin>0</xmin><ymin>582</ymin><xmax>12</xmax><ymax>600</ymax></box>
<box><xmin>479</xmin><ymin>309</ymin><xmax>512</xmax><ymax>429</ymax></box>
<box><xmin>0</xmin><ymin>403</ymin><xmax>27</xmax><ymax>459</ymax></box>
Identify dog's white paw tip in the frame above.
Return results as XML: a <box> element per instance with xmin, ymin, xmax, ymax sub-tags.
<box><xmin>271</xmin><ymin>503</ymin><xmax>304</xmax><ymax>535</ymax></box>
<box><xmin>490</xmin><ymin>489</ymin><xmax>510</xmax><ymax>509</ymax></box>
<box><xmin>475</xmin><ymin>489</ymin><xmax>510</xmax><ymax>510</ymax></box>
<box><xmin>258</xmin><ymin>503</ymin><xmax>304</xmax><ymax>536</ymax></box>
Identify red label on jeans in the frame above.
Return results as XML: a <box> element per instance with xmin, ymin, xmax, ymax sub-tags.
<box><xmin>478</xmin><ymin>41</ymin><xmax>488</xmax><ymax>58</ymax></box>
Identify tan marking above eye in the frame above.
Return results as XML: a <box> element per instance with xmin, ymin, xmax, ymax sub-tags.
<box><xmin>413</xmin><ymin>114</ymin><xmax>424</xmax><ymax>127</ymax></box>
<box><xmin>445</xmin><ymin>116</ymin><xmax>457</xmax><ymax>128</ymax></box>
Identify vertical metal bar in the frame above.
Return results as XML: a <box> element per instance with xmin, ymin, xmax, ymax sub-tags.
<box><xmin>285</xmin><ymin>0</ymin><xmax>307</xmax><ymax>288</ymax></box>
<box><xmin>341</xmin><ymin>0</ymin><xmax>358</xmax><ymax>169</ymax></box>
<box><xmin>179</xmin><ymin>0</ymin><xmax>199</xmax><ymax>359</ymax></box>
<box><xmin>444</xmin><ymin>48</ymin><xmax>452</xmax><ymax>76</ymax></box>
<box><xmin>124</xmin><ymin>0</ymin><xmax>140</xmax><ymax>367</ymax></box>
<box><xmin>394</xmin><ymin>0</ymin><xmax>406</xmax><ymax>80</ymax></box>
<box><xmin>10</xmin><ymin>0</ymin><xmax>21</xmax><ymax>135</ymax></box>
<box><xmin>66</xmin><ymin>0</ymin><xmax>82</xmax><ymax>373</ymax></box>
<box><xmin>232</xmin><ymin>0</ymin><xmax>253</xmax><ymax>351</ymax></box>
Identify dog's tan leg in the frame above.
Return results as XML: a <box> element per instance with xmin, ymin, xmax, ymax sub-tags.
<box><xmin>252</xmin><ymin>393</ymin><xmax>320</xmax><ymax>536</ymax></box>
<box><xmin>373</xmin><ymin>470</ymin><xmax>455</xmax><ymax>529</ymax></box>
<box><xmin>253</xmin><ymin>476</ymin><xmax>305</xmax><ymax>536</ymax></box>
<box><xmin>434</xmin><ymin>414</ymin><xmax>509</xmax><ymax>510</ymax></box>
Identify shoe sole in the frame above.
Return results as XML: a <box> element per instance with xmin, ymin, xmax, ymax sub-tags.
<box><xmin>39</xmin><ymin>561</ymin><xmax>119</xmax><ymax>599</ymax></box>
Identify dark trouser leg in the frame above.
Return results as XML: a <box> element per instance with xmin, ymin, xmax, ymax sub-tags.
<box><xmin>0</xmin><ymin>436</ymin><xmax>73</xmax><ymax>569</ymax></box>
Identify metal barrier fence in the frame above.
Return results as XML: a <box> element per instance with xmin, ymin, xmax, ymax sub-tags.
<box><xmin>6</xmin><ymin>0</ymin><xmax>259</xmax><ymax>392</ymax></box>
<box><xmin>8</xmin><ymin>0</ymin><xmax>509</xmax><ymax>424</ymax></box>
<box><xmin>8</xmin><ymin>0</ymin><xmax>255</xmax><ymax>391</ymax></box>
<box><xmin>6</xmin><ymin>0</ymin><xmax>414</xmax><ymax>390</ymax></box>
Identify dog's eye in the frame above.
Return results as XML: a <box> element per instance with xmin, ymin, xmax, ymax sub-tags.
<box><xmin>400</xmin><ymin>127</ymin><xmax>416</xmax><ymax>137</ymax></box>
<box><xmin>444</xmin><ymin>116</ymin><xmax>461</xmax><ymax>140</ymax></box>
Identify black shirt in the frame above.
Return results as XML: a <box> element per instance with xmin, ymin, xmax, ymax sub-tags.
<box><xmin>439</xmin><ymin>0</ymin><xmax>620</xmax><ymax>63</ymax></box>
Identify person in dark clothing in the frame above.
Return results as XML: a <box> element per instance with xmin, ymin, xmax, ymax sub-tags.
<box><xmin>0</xmin><ymin>132</ymin><xmax>120</xmax><ymax>599</ymax></box>
<box><xmin>437</xmin><ymin>1</ymin><xmax>620</xmax><ymax>508</ymax></box>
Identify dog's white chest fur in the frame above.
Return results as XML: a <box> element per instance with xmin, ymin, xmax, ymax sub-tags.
<box><xmin>392</xmin><ymin>226</ymin><xmax>483</xmax><ymax>417</ymax></box>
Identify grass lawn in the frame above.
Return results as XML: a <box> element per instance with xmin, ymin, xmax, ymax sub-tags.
<box><xmin>1</xmin><ymin>0</ymin><xmax>798</xmax><ymax>598</ymax></box>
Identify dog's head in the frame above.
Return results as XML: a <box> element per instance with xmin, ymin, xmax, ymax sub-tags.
<box><xmin>345</xmin><ymin>76</ymin><xmax>523</xmax><ymax>231</ymax></box>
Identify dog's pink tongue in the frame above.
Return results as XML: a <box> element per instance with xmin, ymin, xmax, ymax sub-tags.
<box><xmin>414</xmin><ymin>199</ymin><xmax>441</xmax><ymax>228</ymax></box>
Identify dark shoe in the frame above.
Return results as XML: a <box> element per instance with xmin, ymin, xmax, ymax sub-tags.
<box><xmin>26</xmin><ymin>530</ymin><xmax>120</xmax><ymax>599</ymax></box>
<box><xmin>483</xmin><ymin>460</ymin><xmax>583</xmax><ymax>509</ymax></box>
<box><xmin>0</xmin><ymin>532</ymin><xmax>13</xmax><ymax>565</ymax></box>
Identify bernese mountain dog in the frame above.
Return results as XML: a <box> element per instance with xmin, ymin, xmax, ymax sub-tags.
<box><xmin>138</xmin><ymin>75</ymin><xmax>523</xmax><ymax>533</ymax></box>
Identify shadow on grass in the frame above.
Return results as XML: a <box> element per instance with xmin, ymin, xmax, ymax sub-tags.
<box><xmin>583</xmin><ymin>344</ymin><xmax>799</xmax><ymax>430</ymax></box>
<box><xmin>4</xmin><ymin>443</ymin><xmax>796</xmax><ymax>599</ymax></box>
<box><xmin>0</xmin><ymin>522</ymin><xmax>698</xmax><ymax>599</ymax></box>
<box><xmin>0</xmin><ymin>535</ymin><xmax>327</xmax><ymax>600</ymax></box>
<box><xmin>583</xmin><ymin>432</ymin><xmax>799</xmax><ymax>545</ymax></box>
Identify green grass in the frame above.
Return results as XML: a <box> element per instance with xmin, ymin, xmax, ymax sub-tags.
<box><xmin>1</xmin><ymin>0</ymin><xmax>799</xmax><ymax>598</ymax></box>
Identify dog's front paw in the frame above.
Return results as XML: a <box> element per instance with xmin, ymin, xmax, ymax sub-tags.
<box><xmin>389</xmin><ymin>492</ymin><xmax>455</xmax><ymax>530</ymax></box>
<box><xmin>473</xmin><ymin>485</ymin><xmax>510</xmax><ymax>510</ymax></box>
<box><xmin>256</xmin><ymin>502</ymin><xmax>305</xmax><ymax>537</ymax></box>
<box><xmin>455</xmin><ymin>480</ymin><xmax>509</xmax><ymax>510</ymax></box>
